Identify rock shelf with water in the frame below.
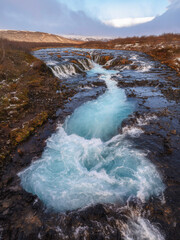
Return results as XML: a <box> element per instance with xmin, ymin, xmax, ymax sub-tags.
<box><xmin>0</xmin><ymin>48</ymin><xmax>179</xmax><ymax>240</ymax></box>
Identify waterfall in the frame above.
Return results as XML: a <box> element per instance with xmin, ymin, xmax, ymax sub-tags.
<box><xmin>50</xmin><ymin>58</ymin><xmax>93</xmax><ymax>78</ymax></box>
<box><xmin>19</xmin><ymin>48</ymin><xmax>166</xmax><ymax>240</ymax></box>
<box><xmin>51</xmin><ymin>64</ymin><xmax>77</xmax><ymax>78</ymax></box>
<box><xmin>19</xmin><ymin>64</ymin><xmax>165</xmax><ymax>213</ymax></box>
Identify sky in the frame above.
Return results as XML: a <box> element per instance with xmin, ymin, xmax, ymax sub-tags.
<box><xmin>0</xmin><ymin>0</ymin><xmax>180</xmax><ymax>36</ymax></box>
<box><xmin>60</xmin><ymin>0</ymin><xmax>169</xmax><ymax>22</ymax></box>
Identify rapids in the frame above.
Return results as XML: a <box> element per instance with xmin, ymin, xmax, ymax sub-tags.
<box><xmin>18</xmin><ymin>48</ymin><xmax>167</xmax><ymax>239</ymax></box>
<box><xmin>19</xmin><ymin>58</ymin><xmax>164</xmax><ymax>212</ymax></box>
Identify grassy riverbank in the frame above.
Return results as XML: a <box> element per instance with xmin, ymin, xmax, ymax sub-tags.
<box><xmin>0</xmin><ymin>33</ymin><xmax>179</xmax><ymax>168</ymax></box>
<box><xmin>0</xmin><ymin>35</ymin><xmax>180</xmax><ymax>240</ymax></box>
<box><xmin>0</xmin><ymin>39</ymin><xmax>76</xmax><ymax>167</ymax></box>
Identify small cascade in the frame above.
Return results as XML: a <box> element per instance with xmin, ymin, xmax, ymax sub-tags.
<box><xmin>77</xmin><ymin>58</ymin><xmax>93</xmax><ymax>71</ymax></box>
<box><xmin>122</xmin><ymin>214</ymin><xmax>165</xmax><ymax>240</ymax></box>
<box><xmin>50</xmin><ymin>58</ymin><xmax>93</xmax><ymax>78</ymax></box>
<box><xmin>92</xmin><ymin>54</ymin><xmax>101</xmax><ymax>63</ymax></box>
<box><xmin>19</xmin><ymin>63</ymin><xmax>165</xmax><ymax>213</ymax></box>
<box><xmin>137</xmin><ymin>62</ymin><xmax>153</xmax><ymax>72</ymax></box>
<box><xmin>19</xmin><ymin>48</ymin><xmax>167</xmax><ymax>239</ymax></box>
<box><xmin>129</xmin><ymin>53</ymin><xmax>154</xmax><ymax>72</ymax></box>
<box><xmin>51</xmin><ymin>64</ymin><xmax>77</xmax><ymax>78</ymax></box>
<box><xmin>104</xmin><ymin>57</ymin><xmax>117</xmax><ymax>66</ymax></box>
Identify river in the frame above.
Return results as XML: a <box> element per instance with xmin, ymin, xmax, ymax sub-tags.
<box><xmin>18</xmin><ymin>48</ymin><xmax>178</xmax><ymax>239</ymax></box>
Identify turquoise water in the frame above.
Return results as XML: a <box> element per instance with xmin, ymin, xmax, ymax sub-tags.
<box><xmin>65</xmin><ymin>65</ymin><xmax>133</xmax><ymax>141</ymax></box>
<box><xmin>19</xmin><ymin>63</ymin><xmax>165</xmax><ymax>212</ymax></box>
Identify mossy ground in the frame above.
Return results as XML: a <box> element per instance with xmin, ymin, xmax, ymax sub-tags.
<box><xmin>0</xmin><ymin>41</ymin><xmax>75</xmax><ymax>166</ymax></box>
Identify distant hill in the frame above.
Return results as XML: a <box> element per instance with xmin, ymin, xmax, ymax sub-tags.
<box><xmin>0</xmin><ymin>30</ymin><xmax>82</xmax><ymax>44</ymax></box>
<box><xmin>61</xmin><ymin>34</ymin><xmax>114</xmax><ymax>42</ymax></box>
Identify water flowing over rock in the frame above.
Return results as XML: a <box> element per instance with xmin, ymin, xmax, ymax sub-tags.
<box><xmin>17</xmin><ymin>48</ymin><xmax>167</xmax><ymax>239</ymax></box>
<box><xmin>1</xmin><ymin>48</ymin><xmax>180</xmax><ymax>240</ymax></box>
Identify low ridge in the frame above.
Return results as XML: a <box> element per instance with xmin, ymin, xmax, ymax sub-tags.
<box><xmin>0</xmin><ymin>30</ymin><xmax>83</xmax><ymax>44</ymax></box>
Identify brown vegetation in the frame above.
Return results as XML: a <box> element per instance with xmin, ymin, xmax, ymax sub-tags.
<box><xmin>86</xmin><ymin>54</ymin><xmax>91</xmax><ymax>59</ymax></box>
<box><xmin>71</xmin><ymin>60</ymin><xmax>78</xmax><ymax>64</ymax></box>
<box><xmin>0</xmin><ymin>38</ymin><xmax>81</xmax><ymax>54</ymax></box>
<box><xmin>97</xmin><ymin>55</ymin><xmax>113</xmax><ymax>65</ymax></box>
<box><xmin>0</xmin><ymin>33</ymin><xmax>179</xmax><ymax>167</ymax></box>
<box><xmin>0</xmin><ymin>30</ymin><xmax>82</xmax><ymax>44</ymax></box>
<box><xmin>10</xmin><ymin>111</ymin><xmax>48</xmax><ymax>145</ymax></box>
<box><xmin>0</xmin><ymin>39</ymin><xmax>75</xmax><ymax>167</ymax></box>
<box><xmin>81</xmin><ymin>34</ymin><xmax>180</xmax><ymax>74</ymax></box>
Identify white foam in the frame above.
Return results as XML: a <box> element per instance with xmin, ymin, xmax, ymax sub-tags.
<box><xmin>73</xmin><ymin>226</ymin><xmax>89</xmax><ymax>238</ymax></box>
<box><xmin>122</xmin><ymin>216</ymin><xmax>165</xmax><ymax>240</ymax></box>
<box><xmin>46</xmin><ymin>60</ymin><xmax>59</xmax><ymax>66</ymax></box>
<box><xmin>19</xmin><ymin>125</ymin><xmax>165</xmax><ymax>211</ymax></box>
<box><xmin>17</xmin><ymin>65</ymin><xmax>164</xmax><ymax>212</ymax></box>
<box><xmin>51</xmin><ymin>64</ymin><xmax>77</xmax><ymax>78</ymax></box>
<box><xmin>137</xmin><ymin>115</ymin><xmax>157</xmax><ymax>126</ymax></box>
<box><xmin>122</xmin><ymin>126</ymin><xmax>144</xmax><ymax>138</ymax></box>
<box><xmin>51</xmin><ymin>59</ymin><xmax>93</xmax><ymax>78</ymax></box>
<box><xmin>19</xmin><ymin>51</ymin><xmax>165</xmax><ymax>240</ymax></box>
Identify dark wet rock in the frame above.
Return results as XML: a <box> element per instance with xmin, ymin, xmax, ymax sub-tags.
<box><xmin>171</xmin><ymin>130</ymin><xmax>177</xmax><ymax>135</ymax></box>
<box><xmin>17</xmin><ymin>148</ymin><xmax>24</xmax><ymax>157</ymax></box>
<box><xmin>44</xmin><ymin>229</ymin><xmax>59</xmax><ymax>240</ymax></box>
<box><xmin>92</xmin><ymin>55</ymin><xmax>114</xmax><ymax>65</ymax></box>
<box><xmin>92</xmin><ymin>81</ymin><xmax>106</xmax><ymax>87</ymax></box>
<box><xmin>1</xmin><ymin>49</ymin><xmax>180</xmax><ymax>240</ymax></box>
<box><xmin>163</xmin><ymin>137</ymin><xmax>173</xmax><ymax>154</ymax></box>
<box><xmin>130</xmin><ymin>64</ymin><xmax>138</xmax><ymax>70</ymax></box>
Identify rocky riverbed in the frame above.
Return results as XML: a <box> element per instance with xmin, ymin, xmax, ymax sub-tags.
<box><xmin>0</xmin><ymin>47</ymin><xmax>179</xmax><ymax>240</ymax></box>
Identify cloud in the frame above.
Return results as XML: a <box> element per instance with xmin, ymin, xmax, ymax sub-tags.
<box><xmin>0</xmin><ymin>0</ymin><xmax>113</xmax><ymax>35</ymax></box>
<box><xmin>115</xmin><ymin>1</ymin><xmax>180</xmax><ymax>36</ymax></box>
<box><xmin>103</xmin><ymin>17</ymin><xmax>155</xmax><ymax>28</ymax></box>
<box><xmin>0</xmin><ymin>0</ymin><xmax>179</xmax><ymax>37</ymax></box>
<box><xmin>168</xmin><ymin>0</ymin><xmax>180</xmax><ymax>8</ymax></box>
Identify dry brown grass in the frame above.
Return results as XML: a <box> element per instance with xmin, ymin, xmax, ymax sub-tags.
<box><xmin>0</xmin><ymin>38</ymin><xmax>64</xmax><ymax>164</ymax></box>
<box><xmin>80</xmin><ymin>34</ymin><xmax>180</xmax><ymax>74</ymax></box>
